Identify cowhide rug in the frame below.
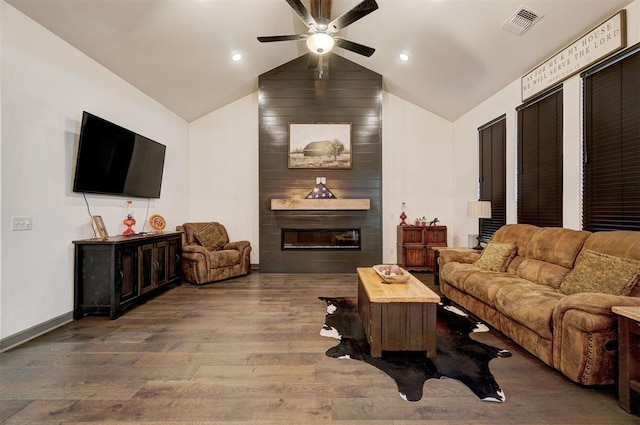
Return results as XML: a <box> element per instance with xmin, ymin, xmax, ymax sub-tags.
<box><xmin>319</xmin><ymin>297</ymin><xmax>511</xmax><ymax>402</ymax></box>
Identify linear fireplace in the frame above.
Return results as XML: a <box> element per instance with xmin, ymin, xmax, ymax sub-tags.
<box><xmin>282</xmin><ymin>228</ymin><xmax>361</xmax><ymax>250</ymax></box>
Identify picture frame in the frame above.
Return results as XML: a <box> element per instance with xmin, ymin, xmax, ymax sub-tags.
<box><xmin>92</xmin><ymin>215</ymin><xmax>109</xmax><ymax>239</ymax></box>
<box><xmin>288</xmin><ymin>122</ymin><xmax>352</xmax><ymax>169</ymax></box>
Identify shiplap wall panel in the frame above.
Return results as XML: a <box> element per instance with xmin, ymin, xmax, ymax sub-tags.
<box><xmin>258</xmin><ymin>53</ymin><xmax>382</xmax><ymax>273</ymax></box>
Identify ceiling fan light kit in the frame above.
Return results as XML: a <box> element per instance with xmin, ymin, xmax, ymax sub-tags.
<box><xmin>306</xmin><ymin>32</ymin><xmax>335</xmax><ymax>54</ymax></box>
<box><xmin>258</xmin><ymin>0</ymin><xmax>379</xmax><ymax>66</ymax></box>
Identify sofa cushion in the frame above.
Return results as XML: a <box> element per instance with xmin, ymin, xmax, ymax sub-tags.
<box><xmin>489</xmin><ymin>224</ymin><xmax>541</xmax><ymax>274</ymax></box>
<box><xmin>581</xmin><ymin>230</ymin><xmax>640</xmax><ymax>297</ymax></box>
<box><xmin>194</xmin><ymin>224</ymin><xmax>228</xmax><ymax>251</ymax></box>
<box><xmin>525</xmin><ymin>227</ymin><xmax>591</xmax><ymax>269</ymax></box>
<box><xmin>489</xmin><ymin>223</ymin><xmax>540</xmax><ymax>257</ymax></box>
<box><xmin>473</xmin><ymin>242</ymin><xmax>517</xmax><ymax>272</ymax></box>
<box><xmin>559</xmin><ymin>250</ymin><xmax>640</xmax><ymax>296</ymax></box>
<box><xmin>209</xmin><ymin>249</ymin><xmax>241</xmax><ymax>268</ymax></box>
<box><xmin>495</xmin><ymin>285</ymin><xmax>564</xmax><ymax>340</ymax></box>
<box><xmin>516</xmin><ymin>258</ymin><xmax>572</xmax><ymax>289</ymax></box>
<box><xmin>440</xmin><ymin>262</ymin><xmax>478</xmax><ymax>291</ymax></box>
<box><xmin>514</xmin><ymin>228</ymin><xmax>591</xmax><ymax>289</ymax></box>
<box><xmin>462</xmin><ymin>273</ymin><xmax>530</xmax><ymax>307</ymax></box>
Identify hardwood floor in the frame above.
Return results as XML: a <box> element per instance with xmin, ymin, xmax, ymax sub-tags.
<box><xmin>1</xmin><ymin>272</ymin><xmax>637</xmax><ymax>424</ymax></box>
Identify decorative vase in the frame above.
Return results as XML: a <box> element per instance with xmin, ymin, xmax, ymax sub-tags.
<box><xmin>400</xmin><ymin>202</ymin><xmax>407</xmax><ymax>226</ymax></box>
<box><xmin>123</xmin><ymin>200</ymin><xmax>136</xmax><ymax>235</ymax></box>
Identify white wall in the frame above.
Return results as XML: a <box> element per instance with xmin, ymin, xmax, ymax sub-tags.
<box><xmin>451</xmin><ymin>0</ymin><xmax>640</xmax><ymax>246</ymax></box>
<box><xmin>188</xmin><ymin>94</ymin><xmax>259</xmax><ymax>262</ymax></box>
<box><xmin>381</xmin><ymin>93</ymin><xmax>454</xmax><ymax>262</ymax></box>
<box><xmin>1</xmin><ymin>2</ymin><xmax>190</xmax><ymax>340</ymax></box>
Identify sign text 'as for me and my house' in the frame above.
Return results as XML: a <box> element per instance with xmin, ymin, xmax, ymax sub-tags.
<box><xmin>521</xmin><ymin>10</ymin><xmax>626</xmax><ymax>101</ymax></box>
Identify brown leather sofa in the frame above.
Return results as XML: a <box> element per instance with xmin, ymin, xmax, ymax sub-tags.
<box><xmin>176</xmin><ymin>222</ymin><xmax>251</xmax><ymax>285</ymax></box>
<box><xmin>439</xmin><ymin>224</ymin><xmax>640</xmax><ymax>386</ymax></box>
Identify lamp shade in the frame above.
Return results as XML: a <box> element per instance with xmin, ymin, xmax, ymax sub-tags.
<box><xmin>306</xmin><ymin>33</ymin><xmax>335</xmax><ymax>54</ymax></box>
<box><xmin>467</xmin><ymin>201</ymin><xmax>492</xmax><ymax>219</ymax></box>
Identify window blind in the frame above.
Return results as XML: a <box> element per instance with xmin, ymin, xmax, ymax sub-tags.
<box><xmin>516</xmin><ymin>87</ymin><xmax>563</xmax><ymax>227</ymax></box>
<box><xmin>478</xmin><ymin>115</ymin><xmax>506</xmax><ymax>243</ymax></box>
<box><xmin>583</xmin><ymin>44</ymin><xmax>640</xmax><ymax>232</ymax></box>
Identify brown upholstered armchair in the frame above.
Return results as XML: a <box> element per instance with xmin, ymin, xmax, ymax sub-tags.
<box><xmin>176</xmin><ymin>222</ymin><xmax>251</xmax><ymax>285</ymax></box>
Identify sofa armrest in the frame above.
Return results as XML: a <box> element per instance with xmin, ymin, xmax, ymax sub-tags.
<box><xmin>552</xmin><ymin>293</ymin><xmax>640</xmax><ymax>384</ymax></box>
<box><xmin>224</xmin><ymin>240</ymin><xmax>251</xmax><ymax>252</ymax></box>
<box><xmin>182</xmin><ymin>244</ymin><xmax>210</xmax><ymax>255</ymax></box>
<box><xmin>181</xmin><ymin>244</ymin><xmax>211</xmax><ymax>269</ymax></box>
<box><xmin>439</xmin><ymin>248</ymin><xmax>482</xmax><ymax>266</ymax></box>
<box><xmin>553</xmin><ymin>293</ymin><xmax>640</xmax><ymax>331</ymax></box>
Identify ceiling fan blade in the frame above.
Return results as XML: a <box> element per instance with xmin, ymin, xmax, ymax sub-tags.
<box><xmin>307</xmin><ymin>54</ymin><xmax>320</xmax><ymax>69</ymax></box>
<box><xmin>285</xmin><ymin>0</ymin><xmax>318</xmax><ymax>28</ymax></box>
<box><xmin>328</xmin><ymin>0</ymin><xmax>378</xmax><ymax>32</ymax></box>
<box><xmin>334</xmin><ymin>37</ymin><xmax>375</xmax><ymax>57</ymax></box>
<box><xmin>257</xmin><ymin>34</ymin><xmax>308</xmax><ymax>43</ymax></box>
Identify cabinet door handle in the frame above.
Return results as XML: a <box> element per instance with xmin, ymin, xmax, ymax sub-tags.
<box><xmin>119</xmin><ymin>271</ymin><xmax>124</xmax><ymax>280</ymax></box>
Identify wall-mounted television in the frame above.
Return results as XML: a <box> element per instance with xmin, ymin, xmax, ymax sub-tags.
<box><xmin>73</xmin><ymin>111</ymin><xmax>166</xmax><ymax>199</ymax></box>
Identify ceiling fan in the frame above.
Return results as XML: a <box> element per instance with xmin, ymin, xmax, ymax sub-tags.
<box><xmin>257</xmin><ymin>0</ymin><xmax>379</xmax><ymax>68</ymax></box>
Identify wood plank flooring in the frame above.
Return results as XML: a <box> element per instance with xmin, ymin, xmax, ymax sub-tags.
<box><xmin>1</xmin><ymin>272</ymin><xmax>637</xmax><ymax>424</ymax></box>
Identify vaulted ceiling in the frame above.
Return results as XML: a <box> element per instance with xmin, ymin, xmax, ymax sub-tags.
<box><xmin>6</xmin><ymin>0</ymin><xmax>632</xmax><ymax>122</ymax></box>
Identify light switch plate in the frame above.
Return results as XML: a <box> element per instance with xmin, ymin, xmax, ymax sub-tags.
<box><xmin>316</xmin><ymin>177</ymin><xmax>326</xmax><ymax>184</ymax></box>
<box><xmin>11</xmin><ymin>216</ymin><xmax>32</xmax><ymax>231</ymax></box>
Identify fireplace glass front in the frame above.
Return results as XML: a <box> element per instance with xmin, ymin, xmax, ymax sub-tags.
<box><xmin>281</xmin><ymin>228</ymin><xmax>361</xmax><ymax>250</ymax></box>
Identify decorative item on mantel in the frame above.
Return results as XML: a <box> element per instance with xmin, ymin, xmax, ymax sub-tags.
<box><xmin>399</xmin><ymin>202</ymin><xmax>407</xmax><ymax>225</ymax></box>
<box><xmin>306</xmin><ymin>182</ymin><xmax>336</xmax><ymax>199</ymax></box>
<box><xmin>122</xmin><ymin>200</ymin><xmax>136</xmax><ymax>236</ymax></box>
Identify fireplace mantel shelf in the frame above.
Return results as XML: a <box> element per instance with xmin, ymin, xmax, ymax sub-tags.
<box><xmin>271</xmin><ymin>198</ymin><xmax>371</xmax><ymax>211</ymax></box>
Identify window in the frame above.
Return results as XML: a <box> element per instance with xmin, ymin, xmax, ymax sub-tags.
<box><xmin>582</xmin><ymin>44</ymin><xmax>640</xmax><ymax>232</ymax></box>
<box><xmin>516</xmin><ymin>87</ymin><xmax>563</xmax><ymax>227</ymax></box>
<box><xmin>478</xmin><ymin>115</ymin><xmax>506</xmax><ymax>244</ymax></box>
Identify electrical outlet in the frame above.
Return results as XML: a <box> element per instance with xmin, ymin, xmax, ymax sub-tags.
<box><xmin>316</xmin><ymin>177</ymin><xmax>326</xmax><ymax>184</ymax></box>
<box><xmin>11</xmin><ymin>216</ymin><xmax>33</xmax><ymax>231</ymax></box>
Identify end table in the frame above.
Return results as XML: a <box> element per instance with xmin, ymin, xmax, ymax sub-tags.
<box><xmin>612</xmin><ymin>306</ymin><xmax>640</xmax><ymax>415</ymax></box>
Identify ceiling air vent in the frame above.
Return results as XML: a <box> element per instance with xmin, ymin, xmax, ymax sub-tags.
<box><xmin>501</xmin><ymin>6</ymin><xmax>543</xmax><ymax>36</ymax></box>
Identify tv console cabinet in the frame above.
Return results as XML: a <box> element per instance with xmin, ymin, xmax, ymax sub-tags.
<box><xmin>73</xmin><ymin>231</ymin><xmax>182</xmax><ymax>319</ymax></box>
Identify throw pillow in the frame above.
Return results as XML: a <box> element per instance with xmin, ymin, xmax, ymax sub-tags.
<box><xmin>559</xmin><ymin>250</ymin><xmax>640</xmax><ymax>296</ymax></box>
<box><xmin>473</xmin><ymin>242</ymin><xmax>518</xmax><ymax>272</ymax></box>
<box><xmin>194</xmin><ymin>224</ymin><xmax>227</xmax><ymax>251</ymax></box>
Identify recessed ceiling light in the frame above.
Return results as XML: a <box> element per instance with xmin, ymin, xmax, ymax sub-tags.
<box><xmin>232</xmin><ymin>52</ymin><xmax>242</xmax><ymax>61</ymax></box>
<box><xmin>399</xmin><ymin>53</ymin><xmax>409</xmax><ymax>61</ymax></box>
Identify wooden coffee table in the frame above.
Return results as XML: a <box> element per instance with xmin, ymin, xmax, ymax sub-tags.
<box><xmin>357</xmin><ymin>267</ymin><xmax>441</xmax><ymax>358</ymax></box>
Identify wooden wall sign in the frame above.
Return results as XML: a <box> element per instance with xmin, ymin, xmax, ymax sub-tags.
<box><xmin>521</xmin><ymin>10</ymin><xmax>626</xmax><ymax>101</ymax></box>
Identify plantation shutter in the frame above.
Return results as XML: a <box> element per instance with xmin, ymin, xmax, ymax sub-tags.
<box><xmin>478</xmin><ymin>115</ymin><xmax>506</xmax><ymax>243</ymax></box>
<box><xmin>516</xmin><ymin>87</ymin><xmax>563</xmax><ymax>227</ymax></box>
<box><xmin>583</xmin><ymin>44</ymin><xmax>640</xmax><ymax>232</ymax></box>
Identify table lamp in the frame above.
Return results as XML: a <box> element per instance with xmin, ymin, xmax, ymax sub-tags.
<box><xmin>467</xmin><ymin>201</ymin><xmax>492</xmax><ymax>250</ymax></box>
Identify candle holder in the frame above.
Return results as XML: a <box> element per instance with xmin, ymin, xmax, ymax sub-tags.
<box><xmin>399</xmin><ymin>202</ymin><xmax>407</xmax><ymax>226</ymax></box>
<box><xmin>122</xmin><ymin>200</ymin><xmax>136</xmax><ymax>235</ymax></box>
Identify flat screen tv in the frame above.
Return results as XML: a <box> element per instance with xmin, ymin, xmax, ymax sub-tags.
<box><xmin>73</xmin><ymin>111</ymin><xmax>166</xmax><ymax>199</ymax></box>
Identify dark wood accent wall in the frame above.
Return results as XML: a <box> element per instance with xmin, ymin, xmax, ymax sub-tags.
<box><xmin>258</xmin><ymin>53</ymin><xmax>382</xmax><ymax>273</ymax></box>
